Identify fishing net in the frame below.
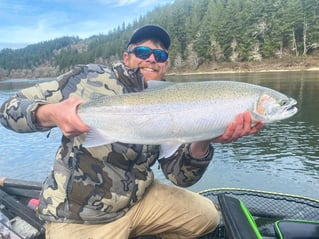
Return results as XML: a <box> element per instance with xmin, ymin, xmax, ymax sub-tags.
<box><xmin>199</xmin><ymin>188</ymin><xmax>319</xmax><ymax>238</ymax></box>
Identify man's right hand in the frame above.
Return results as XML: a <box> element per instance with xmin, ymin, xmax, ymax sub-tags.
<box><xmin>36</xmin><ymin>97</ymin><xmax>89</xmax><ymax>138</ymax></box>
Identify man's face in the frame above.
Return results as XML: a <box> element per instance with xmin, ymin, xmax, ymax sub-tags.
<box><xmin>123</xmin><ymin>40</ymin><xmax>169</xmax><ymax>82</ymax></box>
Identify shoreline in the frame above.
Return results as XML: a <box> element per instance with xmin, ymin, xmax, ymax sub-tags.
<box><xmin>2</xmin><ymin>67</ymin><xmax>318</xmax><ymax>81</ymax></box>
<box><xmin>168</xmin><ymin>56</ymin><xmax>319</xmax><ymax>76</ymax></box>
<box><xmin>168</xmin><ymin>64</ymin><xmax>319</xmax><ymax>76</ymax></box>
<box><xmin>1</xmin><ymin>58</ymin><xmax>319</xmax><ymax>80</ymax></box>
<box><xmin>169</xmin><ymin>67</ymin><xmax>319</xmax><ymax>76</ymax></box>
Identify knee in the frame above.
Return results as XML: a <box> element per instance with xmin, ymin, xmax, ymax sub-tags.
<box><xmin>194</xmin><ymin>200</ymin><xmax>220</xmax><ymax>237</ymax></box>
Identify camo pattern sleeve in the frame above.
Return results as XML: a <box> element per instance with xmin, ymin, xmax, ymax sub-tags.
<box><xmin>0</xmin><ymin>84</ymin><xmax>55</xmax><ymax>132</ymax></box>
<box><xmin>0</xmin><ymin>63</ymin><xmax>143</xmax><ymax>133</ymax></box>
<box><xmin>160</xmin><ymin>144</ymin><xmax>214</xmax><ymax>187</ymax></box>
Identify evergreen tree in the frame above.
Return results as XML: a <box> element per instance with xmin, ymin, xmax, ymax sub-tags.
<box><xmin>0</xmin><ymin>0</ymin><xmax>318</xmax><ymax>79</ymax></box>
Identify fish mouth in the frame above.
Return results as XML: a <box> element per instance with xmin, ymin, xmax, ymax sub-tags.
<box><xmin>287</xmin><ymin>104</ymin><xmax>297</xmax><ymax>112</ymax></box>
<box><xmin>286</xmin><ymin>105</ymin><xmax>298</xmax><ymax>116</ymax></box>
<box><xmin>279</xmin><ymin>98</ymin><xmax>298</xmax><ymax>119</ymax></box>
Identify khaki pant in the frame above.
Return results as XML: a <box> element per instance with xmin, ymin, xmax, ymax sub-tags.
<box><xmin>45</xmin><ymin>181</ymin><xmax>220</xmax><ymax>239</ymax></box>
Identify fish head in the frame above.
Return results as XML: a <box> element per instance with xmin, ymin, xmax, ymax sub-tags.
<box><xmin>253</xmin><ymin>93</ymin><xmax>298</xmax><ymax>123</ymax></box>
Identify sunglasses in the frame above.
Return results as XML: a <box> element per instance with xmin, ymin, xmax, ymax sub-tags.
<box><xmin>127</xmin><ymin>46</ymin><xmax>168</xmax><ymax>63</ymax></box>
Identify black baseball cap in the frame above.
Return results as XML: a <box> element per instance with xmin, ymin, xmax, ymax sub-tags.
<box><xmin>127</xmin><ymin>24</ymin><xmax>171</xmax><ymax>50</ymax></box>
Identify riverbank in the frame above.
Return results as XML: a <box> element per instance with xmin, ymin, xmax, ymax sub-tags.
<box><xmin>1</xmin><ymin>56</ymin><xmax>318</xmax><ymax>80</ymax></box>
<box><xmin>168</xmin><ymin>56</ymin><xmax>319</xmax><ymax>75</ymax></box>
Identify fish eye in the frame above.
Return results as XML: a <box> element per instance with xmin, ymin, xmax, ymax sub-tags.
<box><xmin>280</xmin><ymin>99</ymin><xmax>288</xmax><ymax>106</ymax></box>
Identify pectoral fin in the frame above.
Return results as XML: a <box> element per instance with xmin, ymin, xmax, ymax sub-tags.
<box><xmin>159</xmin><ymin>142</ymin><xmax>181</xmax><ymax>159</ymax></box>
<box><xmin>83</xmin><ymin>128</ymin><xmax>116</xmax><ymax>148</ymax></box>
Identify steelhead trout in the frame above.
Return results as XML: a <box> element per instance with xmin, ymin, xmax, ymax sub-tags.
<box><xmin>79</xmin><ymin>80</ymin><xmax>297</xmax><ymax>158</ymax></box>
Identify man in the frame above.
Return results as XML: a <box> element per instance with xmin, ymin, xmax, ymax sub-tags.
<box><xmin>0</xmin><ymin>25</ymin><xmax>263</xmax><ymax>239</ymax></box>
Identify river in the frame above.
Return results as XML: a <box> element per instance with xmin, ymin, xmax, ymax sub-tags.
<box><xmin>0</xmin><ymin>71</ymin><xmax>318</xmax><ymax>198</ymax></box>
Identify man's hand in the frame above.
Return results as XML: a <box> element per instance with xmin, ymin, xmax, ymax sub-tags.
<box><xmin>211</xmin><ymin>111</ymin><xmax>264</xmax><ymax>144</ymax></box>
<box><xmin>36</xmin><ymin>97</ymin><xmax>89</xmax><ymax>138</ymax></box>
<box><xmin>189</xmin><ymin>112</ymin><xmax>264</xmax><ymax>158</ymax></box>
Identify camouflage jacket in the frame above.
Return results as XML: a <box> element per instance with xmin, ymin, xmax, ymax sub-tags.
<box><xmin>0</xmin><ymin>63</ymin><xmax>214</xmax><ymax>224</ymax></box>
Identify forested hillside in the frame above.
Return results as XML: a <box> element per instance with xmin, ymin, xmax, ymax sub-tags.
<box><xmin>0</xmin><ymin>0</ymin><xmax>318</xmax><ymax>79</ymax></box>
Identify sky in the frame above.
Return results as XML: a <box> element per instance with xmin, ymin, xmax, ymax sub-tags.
<box><xmin>0</xmin><ymin>0</ymin><xmax>174</xmax><ymax>50</ymax></box>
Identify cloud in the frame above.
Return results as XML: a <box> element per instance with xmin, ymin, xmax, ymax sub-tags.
<box><xmin>0</xmin><ymin>0</ymin><xmax>173</xmax><ymax>49</ymax></box>
<box><xmin>96</xmin><ymin>0</ymin><xmax>141</xmax><ymax>6</ymax></box>
<box><xmin>96</xmin><ymin>0</ymin><xmax>171</xmax><ymax>8</ymax></box>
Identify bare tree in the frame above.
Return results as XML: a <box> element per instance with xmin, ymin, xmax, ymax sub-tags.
<box><xmin>303</xmin><ymin>18</ymin><xmax>308</xmax><ymax>56</ymax></box>
<box><xmin>292</xmin><ymin>31</ymin><xmax>299</xmax><ymax>56</ymax></box>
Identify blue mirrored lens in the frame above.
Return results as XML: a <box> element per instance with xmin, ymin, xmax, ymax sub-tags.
<box><xmin>135</xmin><ymin>47</ymin><xmax>152</xmax><ymax>59</ymax></box>
<box><xmin>153</xmin><ymin>49</ymin><xmax>168</xmax><ymax>62</ymax></box>
<box><xmin>131</xmin><ymin>46</ymin><xmax>168</xmax><ymax>62</ymax></box>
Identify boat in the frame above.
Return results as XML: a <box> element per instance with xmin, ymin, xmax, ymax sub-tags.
<box><xmin>1</xmin><ymin>177</ymin><xmax>319</xmax><ymax>239</ymax></box>
<box><xmin>199</xmin><ymin>188</ymin><xmax>319</xmax><ymax>239</ymax></box>
<box><xmin>0</xmin><ymin>178</ymin><xmax>45</xmax><ymax>239</ymax></box>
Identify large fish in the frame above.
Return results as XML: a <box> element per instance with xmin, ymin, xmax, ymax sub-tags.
<box><xmin>78</xmin><ymin>80</ymin><xmax>297</xmax><ymax>158</ymax></box>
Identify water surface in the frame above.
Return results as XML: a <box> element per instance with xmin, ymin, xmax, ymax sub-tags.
<box><xmin>0</xmin><ymin>72</ymin><xmax>318</xmax><ymax>198</ymax></box>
